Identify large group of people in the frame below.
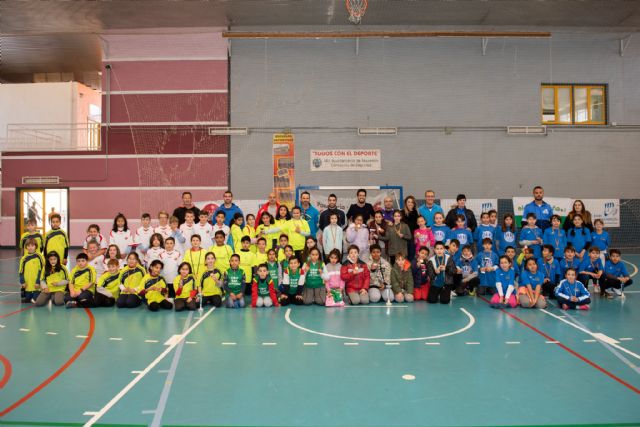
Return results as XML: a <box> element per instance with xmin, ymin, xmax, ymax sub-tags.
<box><xmin>18</xmin><ymin>186</ymin><xmax>632</xmax><ymax>312</ymax></box>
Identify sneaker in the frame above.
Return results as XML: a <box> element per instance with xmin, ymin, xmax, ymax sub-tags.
<box><xmin>451</xmin><ymin>291</ymin><xmax>457</xmax><ymax>298</ymax></box>
<box><xmin>562</xmin><ymin>304</ymin><xmax>569</xmax><ymax>310</ymax></box>
<box><xmin>578</xmin><ymin>304</ymin><xmax>590</xmax><ymax>311</ymax></box>
<box><xmin>66</xmin><ymin>301</ymin><xmax>77</xmax><ymax>309</ymax></box>
<box><xmin>30</xmin><ymin>298</ymin><xmax>36</xmax><ymax>304</ymax></box>
<box><xmin>614</xmin><ymin>288</ymin><xmax>622</xmax><ymax>296</ymax></box>
<box><xmin>605</xmin><ymin>288</ymin><xmax>615</xmax><ymax>297</ymax></box>
<box><xmin>594</xmin><ymin>284</ymin><xmax>601</xmax><ymax>294</ymax></box>
<box><xmin>468</xmin><ymin>288</ymin><xmax>476</xmax><ymax>296</ymax></box>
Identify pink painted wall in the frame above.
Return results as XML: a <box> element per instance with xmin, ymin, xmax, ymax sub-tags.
<box><xmin>0</xmin><ymin>30</ymin><xmax>229</xmax><ymax>247</ymax></box>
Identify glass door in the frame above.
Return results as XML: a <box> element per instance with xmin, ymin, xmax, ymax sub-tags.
<box><xmin>17</xmin><ymin>188</ymin><xmax>69</xmax><ymax>241</ymax></box>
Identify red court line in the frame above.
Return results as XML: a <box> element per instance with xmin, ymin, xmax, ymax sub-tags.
<box><xmin>0</xmin><ymin>306</ymin><xmax>33</xmax><ymax>319</ymax></box>
<box><xmin>479</xmin><ymin>296</ymin><xmax>640</xmax><ymax>395</ymax></box>
<box><xmin>0</xmin><ymin>308</ymin><xmax>95</xmax><ymax>417</ymax></box>
<box><xmin>0</xmin><ymin>354</ymin><xmax>12</xmax><ymax>389</ymax></box>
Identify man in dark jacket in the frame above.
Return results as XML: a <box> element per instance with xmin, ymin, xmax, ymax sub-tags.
<box><xmin>444</xmin><ymin>194</ymin><xmax>477</xmax><ymax>232</ymax></box>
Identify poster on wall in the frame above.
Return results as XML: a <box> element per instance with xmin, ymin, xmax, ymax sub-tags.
<box><xmin>512</xmin><ymin>197</ymin><xmax>573</xmax><ymax>224</ymax></box>
<box><xmin>582</xmin><ymin>199</ymin><xmax>620</xmax><ymax>227</ymax></box>
<box><xmin>273</xmin><ymin>133</ymin><xmax>295</xmax><ymax>208</ymax></box>
<box><xmin>310</xmin><ymin>149</ymin><xmax>381</xmax><ymax>171</ymax></box>
<box><xmin>440</xmin><ymin>199</ymin><xmax>498</xmax><ymax>223</ymax></box>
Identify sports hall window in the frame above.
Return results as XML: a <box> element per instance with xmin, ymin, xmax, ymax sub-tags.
<box><xmin>541</xmin><ymin>84</ymin><xmax>607</xmax><ymax>125</ymax></box>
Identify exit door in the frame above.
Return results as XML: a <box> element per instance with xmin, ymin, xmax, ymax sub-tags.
<box><xmin>17</xmin><ymin>188</ymin><xmax>69</xmax><ymax>242</ymax></box>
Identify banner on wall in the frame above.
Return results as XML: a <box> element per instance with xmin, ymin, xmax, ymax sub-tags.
<box><xmin>512</xmin><ymin>197</ymin><xmax>573</xmax><ymax>224</ymax></box>
<box><xmin>273</xmin><ymin>133</ymin><xmax>296</xmax><ymax>208</ymax></box>
<box><xmin>310</xmin><ymin>149</ymin><xmax>381</xmax><ymax>171</ymax></box>
<box><xmin>582</xmin><ymin>199</ymin><xmax>620</xmax><ymax>227</ymax></box>
<box><xmin>440</xmin><ymin>199</ymin><xmax>498</xmax><ymax>223</ymax></box>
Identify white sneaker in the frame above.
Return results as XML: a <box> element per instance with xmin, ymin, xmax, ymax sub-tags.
<box><xmin>451</xmin><ymin>291</ymin><xmax>457</xmax><ymax>298</ymax></box>
<box><xmin>614</xmin><ymin>288</ymin><xmax>622</xmax><ymax>296</ymax></box>
<box><xmin>605</xmin><ymin>288</ymin><xmax>615</xmax><ymax>297</ymax></box>
<box><xmin>594</xmin><ymin>284</ymin><xmax>601</xmax><ymax>294</ymax></box>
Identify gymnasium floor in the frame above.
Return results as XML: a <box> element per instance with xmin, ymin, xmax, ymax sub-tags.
<box><xmin>0</xmin><ymin>249</ymin><xmax>639</xmax><ymax>427</ymax></box>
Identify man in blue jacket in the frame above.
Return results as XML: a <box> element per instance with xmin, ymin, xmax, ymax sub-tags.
<box><xmin>522</xmin><ymin>186</ymin><xmax>553</xmax><ymax>231</ymax></box>
<box><xmin>214</xmin><ymin>191</ymin><xmax>244</xmax><ymax>227</ymax></box>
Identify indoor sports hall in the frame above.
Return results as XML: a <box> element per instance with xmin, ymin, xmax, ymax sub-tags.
<box><xmin>1</xmin><ymin>1</ymin><xmax>639</xmax><ymax>427</ymax></box>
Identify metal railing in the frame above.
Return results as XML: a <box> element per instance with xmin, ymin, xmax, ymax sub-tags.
<box><xmin>1</xmin><ymin>123</ymin><xmax>101</xmax><ymax>152</ymax></box>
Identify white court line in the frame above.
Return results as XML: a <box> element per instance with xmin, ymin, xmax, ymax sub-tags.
<box><xmin>145</xmin><ymin>340</ymin><xmax>159</xmax><ymax>343</ymax></box>
<box><xmin>620</xmin><ymin>338</ymin><xmax>634</xmax><ymax>341</ymax></box>
<box><xmin>385</xmin><ymin>342</ymin><xmax>400</xmax><ymax>346</ymax></box>
<box><xmin>505</xmin><ymin>341</ymin><xmax>521</xmax><ymax>344</ymax></box>
<box><xmin>303</xmin><ymin>342</ymin><xmax>318</xmax><ymax>346</ymax></box>
<box><xmin>185</xmin><ymin>341</ymin><xmax>197</xmax><ymax>345</ymax></box>
<box><xmin>344</xmin><ymin>305</ymin><xmax>407</xmax><ymax>309</ymax></box>
<box><xmin>163</xmin><ymin>335</ymin><xmax>182</xmax><ymax>346</ymax></box>
<box><xmin>19</xmin><ymin>328</ymin><xmax>30</xmax><ymax>332</ymax></box>
<box><xmin>622</xmin><ymin>291</ymin><xmax>640</xmax><ymax>294</ymax></box>
<box><xmin>622</xmin><ymin>260</ymin><xmax>638</xmax><ymax>277</ymax></box>
<box><xmin>76</xmin><ymin>335</ymin><xmax>88</xmax><ymax>339</ymax></box>
<box><xmin>141</xmin><ymin>410</ymin><xmax>156</xmax><ymax>415</ymax></box>
<box><xmin>546</xmin><ymin>341</ymin><xmax>560</xmax><ymax>344</ymax></box>
<box><xmin>541</xmin><ymin>308</ymin><xmax>640</xmax><ymax>362</ymax></box>
<box><xmin>131</xmin><ymin>370</ymin><xmax>143</xmax><ymax>374</ymax></box>
<box><xmin>424</xmin><ymin>342</ymin><xmax>441</xmax><ymax>346</ymax></box>
<box><xmin>0</xmin><ymin>324</ymin><xmax>5</xmax><ymax>328</ymax></box>
<box><xmin>83</xmin><ymin>307</ymin><xmax>216</xmax><ymax>427</ymax></box>
<box><xmin>46</xmin><ymin>332</ymin><xmax>58</xmax><ymax>335</ymax></box>
<box><xmin>465</xmin><ymin>342</ymin><xmax>480</xmax><ymax>345</ymax></box>
<box><xmin>262</xmin><ymin>342</ymin><xmax>277</xmax><ymax>346</ymax></box>
<box><xmin>285</xmin><ymin>307</ymin><xmax>475</xmax><ymax>342</ymax></box>
<box><xmin>83</xmin><ymin>412</ymin><xmax>98</xmax><ymax>416</ymax></box>
<box><xmin>109</xmin><ymin>337</ymin><xmax>122</xmax><ymax>341</ymax></box>
<box><xmin>344</xmin><ymin>342</ymin><xmax>359</xmax><ymax>346</ymax></box>
<box><xmin>221</xmin><ymin>342</ymin><xmax>237</xmax><ymax>346</ymax></box>
<box><xmin>584</xmin><ymin>339</ymin><xmax>597</xmax><ymax>343</ymax></box>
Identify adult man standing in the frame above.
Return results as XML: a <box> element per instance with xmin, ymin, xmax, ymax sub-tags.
<box><xmin>418</xmin><ymin>189</ymin><xmax>443</xmax><ymax>228</ymax></box>
<box><xmin>256</xmin><ymin>192</ymin><xmax>280</xmax><ymax>221</ymax></box>
<box><xmin>444</xmin><ymin>194</ymin><xmax>477</xmax><ymax>231</ymax></box>
<box><xmin>318</xmin><ymin>194</ymin><xmax>347</xmax><ymax>246</ymax></box>
<box><xmin>214</xmin><ymin>191</ymin><xmax>244</xmax><ymax>227</ymax></box>
<box><xmin>299</xmin><ymin>191</ymin><xmax>319</xmax><ymax>238</ymax></box>
<box><xmin>522</xmin><ymin>186</ymin><xmax>553</xmax><ymax>230</ymax></box>
<box><xmin>346</xmin><ymin>189</ymin><xmax>375</xmax><ymax>223</ymax></box>
<box><xmin>381</xmin><ymin>196</ymin><xmax>395</xmax><ymax>223</ymax></box>
<box><xmin>172</xmin><ymin>192</ymin><xmax>201</xmax><ymax>225</ymax></box>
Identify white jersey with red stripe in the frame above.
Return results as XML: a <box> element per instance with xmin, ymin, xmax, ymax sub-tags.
<box><xmin>160</xmin><ymin>249</ymin><xmax>182</xmax><ymax>283</ymax></box>
<box><xmin>193</xmin><ymin>222</ymin><xmax>214</xmax><ymax>248</ymax></box>
<box><xmin>109</xmin><ymin>229</ymin><xmax>133</xmax><ymax>256</ymax></box>
<box><xmin>179</xmin><ymin>223</ymin><xmax>196</xmax><ymax>251</ymax></box>
<box><xmin>83</xmin><ymin>233</ymin><xmax>108</xmax><ymax>250</ymax></box>
<box><xmin>89</xmin><ymin>254</ymin><xmax>105</xmax><ymax>277</ymax></box>
<box><xmin>145</xmin><ymin>247</ymin><xmax>165</xmax><ymax>268</ymax></box>
<box><xmin>154</xmin><ymin>225</ymin><xmax>172</xmax><ymax>240</ymax></box>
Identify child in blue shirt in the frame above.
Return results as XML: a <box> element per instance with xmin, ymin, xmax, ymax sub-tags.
<box><xmin>537</xmin><ymin>244</ymin><xmax>562</xmax><ymax>297</ymax></box>
<box><xmin>457</xmin><ymin>245</ymin><xmax>479</xmax><ymax>296</ymax></box>
<box><xmin>490</xmin><ymin>256</ymin><xmax>517</xmax><ymax>308</ymax></box>
<box><xmin>566</xmin><ymin>214</ymin><xmax>591</xmax><ymax>261</ymax></box>
<box><xmin>504</xmin><ymin>246</ymin><xmax>520</xmax><ymax>279</ymax></box>
<box><xmin>555</xmin><ymin>268</ymin><xmax>590</xmax><ymax>310</ymax></box>
<box><xmin>560</xmin><ymin>246</ymin><xmax>580</xmax><ymax>277</ymax></box>
<box><xmin>602</xmin><ymin>248</ymin><xmax>633</xmax><ymax>298</ymax></box>
<box><xmin>590</xmin><ymin>219</ymin><xmax>610</xmax><ymax>263</ymax></box>
<box><xmin>495</xmin><ymin>213</ymin><xmax>517</xmax><ymax>255</ymax></box>
<box><xmin>474</xmin><ymin>212</ymin><xmax>496</xmax><ymax>253</ymax></box>
<box><xmin>578</xmin><ymin>246</ymin><xmax>603</xmax><ymax>294</ymax></box>
<box><xmin>542</xmin><ymin>215</ymin><xmax>567</xmax><ymax>261</ymax></box>
<box><xmin>519</xmin><ymin>258</ymin><xmax>547</xmax><ymax>309</ymax></box>
<box><xmin>519</xmin><ymin>213</ymin><xmax>543</xmax><ymax>259</ymax></box>
<box><xmin>473</xmin><ymin>238</ymin><xmax>499</xmax><ymax>295</ymax></box>
<box><xmin>450</xmin><ymin>215</ymin><xmax>473</xmax><ymax>250</ymax></box>
<box><xmin>431</xmin><ymin>212</ymin><xmax>451</xmax><ymax>245</ymax></box>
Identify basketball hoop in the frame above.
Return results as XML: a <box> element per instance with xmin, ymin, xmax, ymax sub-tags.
<box><xmin>345</xmin><ymin>0</ymin><xmax>368</xmax><ymax>24</ymax></box>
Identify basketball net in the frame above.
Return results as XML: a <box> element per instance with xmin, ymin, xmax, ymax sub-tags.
<box><xmin>346</xmin><ymin>0</ymin><xmax>368</xmax><ymax>24</ymax></box>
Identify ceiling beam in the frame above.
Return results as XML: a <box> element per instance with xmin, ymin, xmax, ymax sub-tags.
<box><xmin>222</xmin><ymin>30</ymin><xmax>552</xmax><ymax>39</ymax></box>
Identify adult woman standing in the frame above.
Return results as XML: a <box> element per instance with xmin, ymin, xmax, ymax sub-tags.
<box><xmin>563</xmin><ymin>200</ymin><xmax>593</xmax><ymax>232</ymax></box>
<box><xmin>402</xmin><ymin>196</ymin><xmax>419</xmax><ymax>261</ymax></box>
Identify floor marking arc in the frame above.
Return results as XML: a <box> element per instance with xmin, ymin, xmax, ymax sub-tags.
<box><xmin>284</xmin><ymin>307</ymin><xmax>475</xmax><ymax>342</ymax></box>
<box><xmin>0</xmin><ymin>308</ymin><xmax>95</xmax><ymax>417</ymax></box>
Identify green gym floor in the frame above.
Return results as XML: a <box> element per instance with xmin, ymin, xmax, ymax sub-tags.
<box><xmin>1</xmin><ymin>249</ymin><xmax>639</xmax><ymax>427</ymax></box>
